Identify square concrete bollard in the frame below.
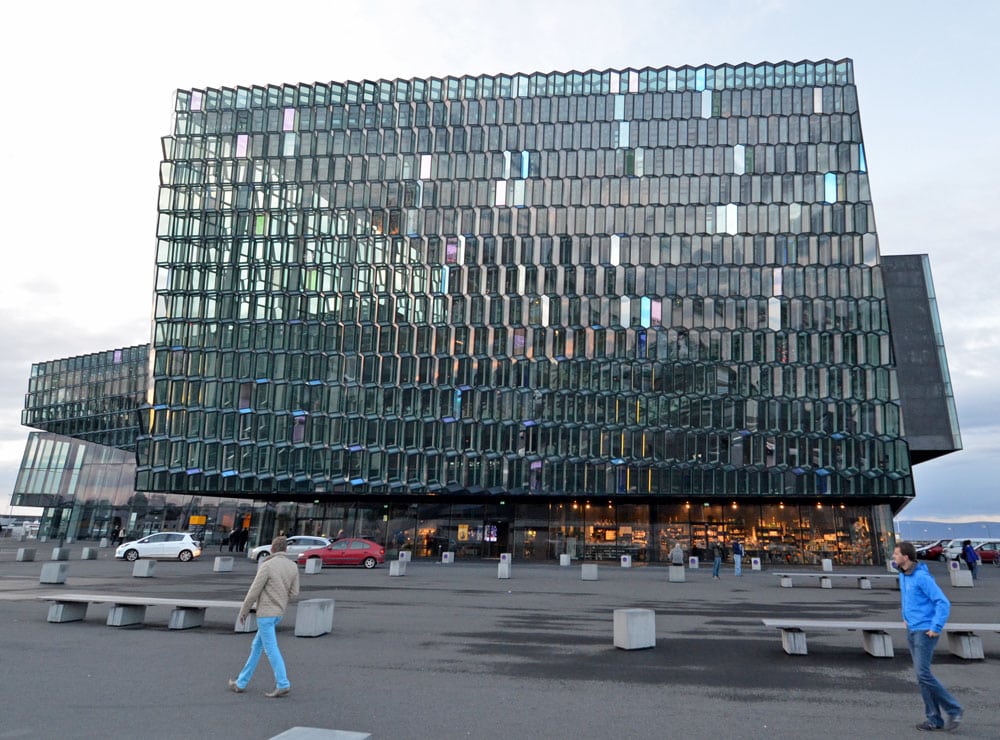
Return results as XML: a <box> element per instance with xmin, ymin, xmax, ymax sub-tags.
<box><xmin>949</xmin><ymin>570</ymin><xmax>973</xmax><ymax>587</ymax></box>
<box><xmin>51</xmin><ymin>548</ymin><xmax>71</xmax><ymax>561</ymax></box>
<box><xmin>441</xmin><ymin>551</ymin><xmax>454</xmax><ymax>563</ymax></box>
<box><xmin>40</xmin><ymin>562</ymin><xmax>68</xmax><ymax>584</ymax></box>
<box><xmin>305</xmin><ymin>558</ymin><xmax>323</xmax><ymax>574</ymax></box>
<box><xmin>389</xmin><ymin>560</ymin><xmax>406</xmax><ymax>576</ymax></box>
<box><xmin>497</xmin><ymin>561</ymin><xmax>511</xmax><ymax>579</ymax></box>
<box><xmin>398</xmin><ymin>550</ymin><xmax>411</xmax><ymax>562</ymax></box>
<box><xmin>821</xmin><ymin>559</ymin><xmax>833</xmax><ymax>572</ymax></box>
<box><xmin>269</xmin><ymin>728</ymin><xmax>372</xmax><ymax>740</ymax></box>
<box><xmin>295</xmin><ymin>598</ymin><xmax>335</xmax><ymax>637</ymax></box>
<box><xmin>620</xmin><ymin>554</ymin><xmax>632</xmax><ymax>568</ymax></box>
<box><xmin>559</xmin><ymin>553</ymin><xmax>571</xmax><ymax>567</ymax></box>
<box><xmin>688</xmin><ymin>556</ymin><xmax>699</xmax><ymax>569</ymax></box>
<box><xmin>581</xmin><ymin>563</ymin><xmax>599</xmax><ymax>580</ymax></box>
<box><xmin>81</xmin><ymin>548</ymin><xmax>98</xmax><ymax>560</ymax></box>
<box><xmin>99</xmin><ymin>537</ymin><xmax>110</xmax><ymax>548</ymax></box>
<box><xmin>132</xmin><ymin>560</ymin><xmax>156</xmax><ymax>578</ymax></box>
<box><xmin>669</xmin><ymin>564</ymin><xmax>686</xmax><ymax>582</ymax></box>
<box><xmin>17</xmin><ymin>548</ymin><xmax>37</xmax><ymax>562</ymax></box>
<box><xmin>613</xmin><ymin>608</ymin><xmax>656</xmax><ymax>650</ymax></box>
<box><xmin>213</xmin><ymin>556</ymin><xmax>235</xmax><ymax>572</ymax></box>
<box><xmin>751</xmin><ymin>557</ymin><xmax>762</xmax><ymax>571</ymax></box>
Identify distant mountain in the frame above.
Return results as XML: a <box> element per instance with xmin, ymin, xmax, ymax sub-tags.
<box><xmin>894</xmin><ymin>519</ymin><xmax>1000</xmax><ymax>542</ymax></box>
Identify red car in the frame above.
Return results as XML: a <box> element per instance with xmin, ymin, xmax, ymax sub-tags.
<box><xmin>974</xmin><ymin>541</ymin><xmax>1000</xmax><ymax>566</ymax></box>
<box><xmin>296</xmin><ymin>538</ymin><xmax>385</xmax><ymax>569</ymax></box>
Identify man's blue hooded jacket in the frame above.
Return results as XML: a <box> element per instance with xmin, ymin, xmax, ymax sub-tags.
<box><xmin>898</xmin><ymin>561</ymin><xmax>950</xmax><ymax>633</ymax></box>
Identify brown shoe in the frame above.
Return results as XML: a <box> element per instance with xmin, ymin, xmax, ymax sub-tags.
<box><xmin>264</xmin><ymin>686</ymin><xmax>290</xmax><ymax>698</ymax></box>
<box><xmin>228</xmin><ymin>679</ymin><xmax>245</xmax><ymax>693</ymax></box>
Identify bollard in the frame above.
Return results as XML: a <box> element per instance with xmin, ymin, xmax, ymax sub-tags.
<box><xmin>304</xmin><ymin>558</ymin><xmax>323</xmax><ymax>574</ymax></box>
<box><xmin>613</xmin><ymin>608</ymin><xmax>656</xmax><ymax>650</ymax></box>
<box><xmin>398</xmin><ymin>550</ymin><xmax>411</xmax><ymax>562</ymax></box>
<box><xmin>40</xmin><ymin>562</ymin><xmax>69</xmax><ymax>584</ymax></box>
<box><xmin>688</xmin><ymin>556</ymin><xmax>699</xmax><ymax>569</ymax></box>
<box><xmin>81</xmin><ymin>548</ymin><xmax>98</xmax><ymax>560</ymax></box>
<box><xmin>51</xmin><ymin>547</ymin><xmax>71</xmax><ymax>561</ymax></box>
<box><xmin>751</xmin><ymin>557</ymin><xmax>762</xmax><ymax>571</ymax></box>
<box><xmin>441</xmin><ymin>551</ymin><xmax>454</xmax><ymax>564</ymax></box>
<box><xmin>17</xmin><ymin>548</ymin><xmax>37</xmax><ymax>562</ymax></box>
<box><xmin>821</xmin><ymin>559</ymin><xmax>833</xmax><ymax>572</ymax></box>
<box><xmin>132</xmin><ymin>560</ymin><xmax>156</xmax><ymax>578</ymax></box>
<box><xmin>389</xmin><ymin>560</ymin><xmax>406</xmax><ymax>576</ymax></box>
<box><xmin>559</xmin><ymin>553</ymin><xmax>571</xmax><ymax>567</ymax></box>
<box><xmin>498</xmin><ymin>554</ymin><xmax>511</xmax><ymax>579</ymax></box>
<box><xmin>581</xmin><ymin>563</ymin><xmax>599</xmax><ymax>581</ymax></box>
<box><xmin>213</xmin><ymin>556</ymin><xmax>235</xmax><ymax>572</ymax></box>
<box><xmin>669</xmin><ymin>564</ymin><xmax>686</xmax><ymax>582</ymax></box>
<box><xmin>294</xmin><ymin>598</ymin><xmax>335</xmax><ymax>637</ymax></box>
<box><xmin>620</xmin><ymin>554</ymin><xmax>632</xmax><ymax>568</ymax></box>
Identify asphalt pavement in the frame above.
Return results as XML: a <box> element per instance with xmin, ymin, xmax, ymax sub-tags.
<box><xmin>0</xmin><ymin>542</ymin><xmax>997</xmax><ymax>740</ymax></box>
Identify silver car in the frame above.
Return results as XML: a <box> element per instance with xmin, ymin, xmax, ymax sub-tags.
<box><xmin>247</xmin><ymin>535</ymin><xmax>333</xmax><ymax>562</ymax></box>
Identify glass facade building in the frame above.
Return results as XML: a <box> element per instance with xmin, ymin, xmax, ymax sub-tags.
<box><xmin>16</xmin><ymin>60</ymin><xmax>959</xmax><ymax>563</ymax></box>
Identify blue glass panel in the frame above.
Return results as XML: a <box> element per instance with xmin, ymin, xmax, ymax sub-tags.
<box><xmin>824</xmin><ymin>172</ymin><xmax>837</xmax><ymax>203</ymax></box>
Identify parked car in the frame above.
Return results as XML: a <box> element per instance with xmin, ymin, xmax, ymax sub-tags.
<box><xmin>248</xmin><ymin>535</ymin><xmax>333</xmax><ymax>562</ymax></box>
<box><xmin>942</xmin><ymin>538</ymin><xmax>990</xmax><ymax>562</ymax></box>
<box><xmin>973</xmin><ymin>541</ymin><xmax>1000</xmax><ymax>566</ymax></box>
<box><xmin>915</xmin><ymin>539</ymin><xmax>947</xmax><ymax>561</ymax></box>
<box><xmin>115</xmin><ymin>532</ymin><xmax>202</xmax><ymax>562</ymax></box>
<box><xmin>296</xmin><ymin>538</ymin><xmax>385</xmax><ymax>569</ymax></box>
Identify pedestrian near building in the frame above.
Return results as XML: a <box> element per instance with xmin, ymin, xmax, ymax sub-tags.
<box><xmin>711</xmin><ymin>541</ymin><xmax>723</xmax><ymax>579</ymax></box>
<box><xmin>229</xmin><ymin>535</ymin><xmax>300</xmax><ymax>697</ymax></box>
<box><xmin>892</xmin><ymin>541</ymin><xmax>963</xmax><ymax>732</ymax></box>
<box><xmin>732</xmin><ymin>540</ymin><xmax>745</xmax><ymax>576</ymax></box>
<box><xmin>961</xmin><ymin>540</ymin><xmax>980</xmax><ymax>580</ymax></box>
<box><xmin>670</xmin><ymin>542</ymin><xmax>685</xmax><ymax>565</ymax></box>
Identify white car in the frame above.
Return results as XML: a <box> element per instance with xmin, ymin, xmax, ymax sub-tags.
<box><xmin>942</xmin><ymin>538</ymin><xmax>989</xmax><ymax>561</ymax></box>
<box><xmin>116</xmin><ymin>532</ymin><xmax>202</xmax><ymax>562</ymax></box>
<box><xmin>248</xmin><ymin>535</ymin><xmax>333</xmax><ymax>562</ymax></box>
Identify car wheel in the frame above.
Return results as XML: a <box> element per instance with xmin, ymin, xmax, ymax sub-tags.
<box><xmin>938</xmin><ymin>554</ymin><xmax>946</xmax><ymax>562</ymax></box>
<box><xmin>362</xmin><ymin>556</ymin><xmax>378</xmax><ymax>569</ymax></box>
<box><xmin>178</xmin><ymin>549</ymin><xmax>193</xmax><ymax>562</ymax></box>
<box><xmin>257</xmin><ymin>552</ymin><xmax>269</xmax><ymax>562</ymax></box>
<box><xmin>124</xmin><ymin>549</ymin><xmax>139</xmax><ymax>562</ymax></box>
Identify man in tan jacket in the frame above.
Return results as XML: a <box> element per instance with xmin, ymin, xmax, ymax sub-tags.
<box><xmin>229</xmin><ymin>535</ymin><xmax>300</xmax><ymax>697</ymax></box>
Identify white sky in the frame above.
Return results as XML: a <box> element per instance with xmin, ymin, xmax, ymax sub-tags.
<box><xmin>1</xmin><ymin>0</ymin><xmax>997</xmax><ymax>521</ymax></box>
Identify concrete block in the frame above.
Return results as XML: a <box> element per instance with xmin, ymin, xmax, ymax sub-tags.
<box><xmin>169</xmin><ymin>607</ymin><xmax>206</xmax><ymax>629</ymax></box>
<box><xmin>398</xmin><ymin>550</ymin><xmax>411</xmax><ymax>562</ymax></box>
<box><xmin>48</xmin><ymin>601</ymin><xmax>88</xmax><ymax>622</ymax></box>
<box><xmin>858</xmin><ymin>577</ymin><xmax>872</xmax><ymax>590</ymax></box>
<box><xmin>946</xmin><ymin>631</ymin><xmax>984</xmax><ymax>660</ymax></box>
<box><xmin>751</xmin><ymin>557</ymin><xmax>762</xmax><ymax>571</ymax></box>
<box><xmin>235</xmin><ymin>613</ymin><xmax>257</xmax><ymax>633</ymax></box>
<box><xmin>581</xmin><ymin>563</ymin><xmax>599</xmax><ymax>581</ymax></box>
<box><xmin>820</xmin><ymin>577</ymin><xmax>833</xmax><ymax>589</ymax></box>
<box><xmin>779</xmin><ymin>628</ymin><xmax>808</xmax><ymax>655</ymax></box>
<box><xmin>821</xmin><ymin>559</ymin><xmax>833</xmax><ymax>572</ymax></box>
<box><xmin>389</xmin><ymin>560</ymin><xmax>406</xmax><ymax>576</ymax></box>
<box><xmin>51</xmin><ymin>547</ymin><xmax>71</xmax><ymax>561</ymax></box>
<box><xmin>441</xmin><ymin>551</ymin><xmax>454</xmax><ymax>564</ymax></box>
<box><xmin>81</xmin><ymin>548</ymin><xmax>98</xmax><ymax>560</ymax></box>
<box><xmin>132</xmin><ymin>559</ymin><xmax>156</xmax><ymax>578</ymax></box>
<box><xmin>620</xmin><ymin>554</ymin><xmax>631</xmax><ymax>568</ymax></box>
<box><xmin>269</xmin><ymin>728</ymin><xmax>372</xmax><ymax>740</ymax></box>
<box><xmin>40</xmin><ymin>562</ymin><xmax>68</xmax><ymax>584</ymax></box>
<box><xmin>949</xmin><ymin>570</ymin><xmax>973</xmax><ymax>588</ymax></box>
<box><xmin>305</xmin><ymin>558</ymin><xmax>323</xmax><ymax>574</ymax></box>
<box><xmin>295</xmin><ymin>598</ymin><xmax>335</xmax><ymax>637</ymax></box>
<box><xmin>559</xmin><ymin>553</ymin><xmax>571</xmax><ymax>567</ymax></box>
<box><xmin>613</xmin><ymin>608</ymin><xmax>656</xmax><ymax>650</ymax></box>
<box><xmin>213</xmin><ymin>556</ymin><xmax>234</xmax><ymax>572</ymax></box>
<box><xmin>862</xmin><ymin>630</ymin><xmax>894</xmax><ymax>658</ymax></box>
<box><xmin>780</xmin><ymin>576</ymin><xmax>793</xmax><ymax>588</ymax></box>
<box><xmin>668</xmin><ymin>564</ymin><xmax>686</xmax><ymax>582</ymax></box>
<box><xmin>497</xmin><ymin>561</ymin><xmax>511</xmax><ymax>579</ymax></box>
<box><xmin>107</xmin><ymin>604</ymin><xmax>146</xmax><ymax>627</ymax></box>
<box><xmin>688</xmin><ymin>556</ymin><xmax>699</xmax><ymax>569</ymax></box>
<box><xmin>16</xmin><ymin>548</ymin><xmax>36</xmax><ymax>562</ymax></box>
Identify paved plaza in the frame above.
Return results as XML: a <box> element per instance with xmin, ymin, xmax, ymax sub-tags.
<box><xmin>0</xmin><ymin>544</ymin><xmax>997</xmax><ymax>739</ymax></box>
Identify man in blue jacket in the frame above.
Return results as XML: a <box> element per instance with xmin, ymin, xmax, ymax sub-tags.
<box><xmin>893</xmin><ymin>541</ymin><xmax>963</xmax><ymax>732</ymax></box>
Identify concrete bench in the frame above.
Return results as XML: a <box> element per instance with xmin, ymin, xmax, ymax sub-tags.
<box><xmin>772</xmin><ymin>572</ymin><xmax>898</xmax><ymax>590</ymax></box>
<box><xmin>269</xmin><ymin>728</ymin><xmax>371</xmax><ymax>740</ymax></box>
<box><xmin>38</xmin><ymin>593</ymin><xmax>255</xmax><ymax>632</ymax></box>
<box><xmin>762</xmin><ymin>618</ymin><xmax>1000</xmax><ymax>660</ymax></box>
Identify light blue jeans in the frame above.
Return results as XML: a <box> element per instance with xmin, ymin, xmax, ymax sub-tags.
<box><xmin>734</xmin><ymin>554</ymin><xmax>743</xmax><ymax>576</ymax></box>
<box><xmin>712</xmin><ymin>556</ymin><xmax>722</xmax><ymax>577</ymax></box>
<box><xmin>906</xmin><ymin>630</ymin><xmax>961</xmax><ymax>727</ymax></box>
<box><xmin>236</xmin><ymin>616</ymin><xmax>289</xmax><ymax>690</ymax></box>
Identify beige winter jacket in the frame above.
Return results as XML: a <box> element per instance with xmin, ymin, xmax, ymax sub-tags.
<box><xmin>240</xmin><ymin>552</ymin><xmax>300</xmax><ymax>620</ymax></box>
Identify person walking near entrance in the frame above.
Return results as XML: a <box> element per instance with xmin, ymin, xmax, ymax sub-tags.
<box><xmin>732</xmin><ymin>540</ymin><xmax>745</xmax><ymax>576</ymax></box>
<box><xmin>711</xmin><ymin>540</ymin><xmax>723</xmax><ymax>579</ymax></box>
<box><xmin>961</xmin><ymin>540</ymin><xmax>980</xmax><ymax>580</ymax></box>
<box><xmin>229</xmin><ymin>536</ymin><xmax>300</xmax><ymax>698</ymax></box>
<box><xmin>892</xmin><ymin>541</ymin><xmax>963</xmax><ymax>731</ymax></box>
